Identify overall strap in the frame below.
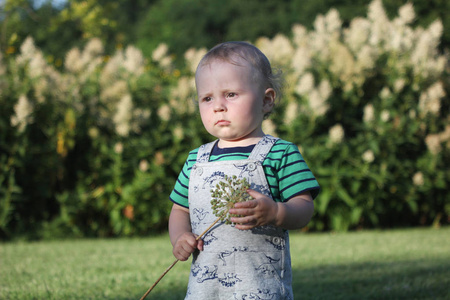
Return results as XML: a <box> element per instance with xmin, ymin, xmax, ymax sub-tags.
<box><xmin>196</xmin><ymin>140</ymin><xmax>217</xmax><ymax>163</ymax></box>
<box><xmin>248</xmin><ymin>135</ymin><xmax>279</xmax><ymax>162</ymax></box>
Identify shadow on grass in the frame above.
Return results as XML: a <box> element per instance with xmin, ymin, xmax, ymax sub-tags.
<box><xmin>292</xmin><ymin>258</ymin><xmax>449</xmax><ymax>300</ymax></box>
<box><xmin>133</xmin><ymin>287</ymin><xmax>188</xmax><ymax>300</ymax></box>
<box><xmin>99</xmin><ymin>258</ymin><xmax>449</xmax><ymax>300</ymax></box>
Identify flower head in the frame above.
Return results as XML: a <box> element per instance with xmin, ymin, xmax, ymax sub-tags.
<box><xmin>210</xmin><ymin>175</ymin><xmax>253</xmax><ymax>224</ymax></box>
<box><xmin>362</xmin><ymin>150</ymin><xmax>375</xmax><ymax>163</ymax></box>
<box><xmin>412</xmin><ymin>172</ymin><xmax>424</xmax><ymax>186</ymax></box>
<box><xmin>11</xmin><ymin>94</ymin><xmax>33</xmax><ymax>132</ymax></box>
<box><xmin>329</xmin><ymin>124</ymin><xmax>344</xmax><ymax>144</ymax></box>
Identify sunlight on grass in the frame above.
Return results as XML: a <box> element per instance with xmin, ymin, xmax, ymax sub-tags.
<box><xmin>1</xmin><ymin>227</ymin><xmax>449</xmax><ymax>299</ymax></box>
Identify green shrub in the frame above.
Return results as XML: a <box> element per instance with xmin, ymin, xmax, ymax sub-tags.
<box><xmin>0</xmin><ymin>0</ymin><xmax>448</xmax><ymax>238</ymax></box>
<box><xmin>254</xmin><ymin>0</ymin><xmax>449</xmax><ymax>230</ymax></box>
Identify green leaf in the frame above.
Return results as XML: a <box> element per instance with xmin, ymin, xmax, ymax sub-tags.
<box><xmin>336</xmin><ymin>188</ymin><xmax>356</xmax><ymax>207</ymax></box>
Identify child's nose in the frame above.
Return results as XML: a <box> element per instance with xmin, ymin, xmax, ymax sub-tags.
<box><xmin>214</xmin><ymin>97</ymin><xmax>227</xmax><ymax>112</ymax></box>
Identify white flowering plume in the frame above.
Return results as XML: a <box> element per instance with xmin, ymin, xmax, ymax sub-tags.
<box><xmin>5</xmin><ymin>0</ymin><xmax>447</xmax><ymax>160</ymax></box>
<box><xmin>329</xmin><ymin>124</ymin><xmax>344</xmax><ymax>144</ymax></box>
<box><xmin>9</xmin><ymin>37</ymin><xmax>154</xmax><ymax>137</ymax></box>
<box><xmin>11</xmin><ymin>94</ymin><xmax>34</xmax><ymax>132</ymax></box>
<box><xmin>227</xmin><ymin>0</ymin><xmax>447</xmax><ymax>158</ymax></box>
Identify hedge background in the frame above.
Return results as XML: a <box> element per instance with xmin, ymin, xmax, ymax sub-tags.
<box><xmin>0</xmin><ymin>0</ymin><xmax>449</xmax><ymax>239</ymax></box>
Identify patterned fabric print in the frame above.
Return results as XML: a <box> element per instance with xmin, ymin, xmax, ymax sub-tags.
<box><xmin>186</xmin><ymin>135</ymin><xmax>293</xmax><ymax>300</ymax></box>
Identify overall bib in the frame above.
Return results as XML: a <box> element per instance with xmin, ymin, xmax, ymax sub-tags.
<box><xmin>186</xmin><ymin>135</ymin><xmax>293</xmax><ymax>300</ymax></box>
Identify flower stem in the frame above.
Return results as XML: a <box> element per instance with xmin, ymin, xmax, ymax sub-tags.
<box><xmin>140</xmin><ymin>212</ymin><xmax>225</xmax><ymax>299</ymax></box>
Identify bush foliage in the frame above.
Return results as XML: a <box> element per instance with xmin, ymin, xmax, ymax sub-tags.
<box><xmin>0</xmin><ymin>0</ymin><xmax>448</xmax><ymax>238</ymax></box>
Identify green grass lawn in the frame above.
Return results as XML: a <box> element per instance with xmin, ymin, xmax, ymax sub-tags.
<box><xmin>1</xmin><ymin>227</ymin><xmax>449</xmax><ymax>299</ymax></box>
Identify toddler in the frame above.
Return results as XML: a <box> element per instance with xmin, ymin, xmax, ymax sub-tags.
<box><xmin>169</xmin><ymin>41</ymin><xmax>320</xmax><ymax>299</ymax></box>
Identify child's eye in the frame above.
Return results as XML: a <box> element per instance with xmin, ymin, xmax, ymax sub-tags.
<box><xmin>226</xmin><ymin>92</ymin><xmax>237</xmax><ymax>98</ymax></box>
<box><xmin>202</xmin><ymin>96</ymin><xmax>212</xmax><ymax>102</ymax></box>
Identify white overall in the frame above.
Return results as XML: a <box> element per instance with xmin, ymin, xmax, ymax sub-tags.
<box><xmin>186</xmin><ymin>135</ymin><xmax>293</xmax><ymax>300</ymax></box>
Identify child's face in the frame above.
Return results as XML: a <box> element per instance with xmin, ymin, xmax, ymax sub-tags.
<box><xmin>195</xmin><ymin>58</ymin><xmax>274</xmax><ymax>146</ymax></box>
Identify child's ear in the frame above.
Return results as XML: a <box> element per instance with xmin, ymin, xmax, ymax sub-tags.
<box><xmin>263</xmin><ymin>88</ymin><xmax>275</xmax><ymax>113</ymax></box>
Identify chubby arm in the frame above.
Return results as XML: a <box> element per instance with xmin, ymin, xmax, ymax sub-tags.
<box><xmin>228</xmin><ymin>190</ymin><xmax>314</xmax><ymax>230</ymax></box>
<box><xmin>168</xmin><ymin>204</ymin><xmax>203</xmax><ymax>261</ymax></box>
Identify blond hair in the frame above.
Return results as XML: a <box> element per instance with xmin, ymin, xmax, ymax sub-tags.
<box><xmin>196</xmin><ymin>41</ymin><xmax>284</xmax><ymax>114</ymax></box>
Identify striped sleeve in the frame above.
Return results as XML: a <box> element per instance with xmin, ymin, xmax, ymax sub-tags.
<box><xmin>264</xmin><ymin>140</ymin><xmax>320</xmax><ymax>202</ymax></box>
<box><xmin>169</xmin><ymin>149</ymin><xmax>198</xmax><ymax>208</ymax></box>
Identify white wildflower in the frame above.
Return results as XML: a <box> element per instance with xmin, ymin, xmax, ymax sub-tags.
<box><xmin>380</xmin><ymin>87</ymin><xmax>391</xmax><ymax>100</ymax></box>
<box><xmin>159</xmin><ymin>56</ymin><xmax>173</xmax><ymax>70</ymax></box>
<box><xmin>425</xmin><ymin>134</ymin><xmax>441</xmax><ymax>155</ymax></box>
<box><xmin>65</xmin><ymin>39</ymin><xmax>103</xmax><ymax>77</ymax></box>
<box><xmin>28</xmin><ymin>51</ymin><xmax>46</xmax><ymax>79</ymax></box>
<box><xmin>124</xmin><ymin>46</ymin><xmax>145</xmax><ymax>76</ymax></box>
<box><xmin>185</xmin><ymin>47</ymin><xmax>207</xmax><ymax>74</ymax></box>
<box><xmin>139</xmin><ymin>159</ymin><xmax>149</xmax><ymax>172</ymax></box>
<box><xmin>363</xmin><ymin>104</ymin><xmax>375</xmax><ymax>123</ymax></box>
<box><xmin>284</xmin><ymin>101</ymin><xmax>298</xmax><ymax>125</ymax></box>
<box><xmin>388</xmin><ymin>23</ymin><xmax>415</xmax><ymax>53</ymax></box>
<box><xmin>84</xmin><ymin>38</ymin><xmax>104</xmax><ymax>56</ymax></box>
<box><xmin>33</xmin><ymin>77</ymin><xmax>49</xmax><ymax>104</ymax></box>
<box><xmin>329</xmin><ymin>124</ymin><xmax>344</xmax><ymax>144</ymax></box>
<box><xmin>324</xmin><ymin>8</ymin><xmax>342</xmax><ymax>34</ymax></box>
<box><xmin>314</xmin><ymin>14</ymin><xmax>326</xmax><ymax>35</ymax></box>
<box><xmin>295</xmin><ymin>73</ymin><xmax>315</xmax><ymax>96</ymax></box>
<box><xmin>412</xmin><ymin>172</ymin><xmax>424</xmax><ymax>186</ymax></box>
<box><xmin>380</xmin><ymin>110</ymin><xmax>390</xmax><ymax>122</ymax></box>
<box><xmin>368</xmin><ymin>0</ymin><xmax>389</xmax><ymax>46</ymax></box>
<box><xmin>345</xmin><ymin>17</ymin><xmax>371</xmax><ymax>53</ymax></box>
<box><xmin>411</xmin><ymin>33</ymin><xmax>431</xmax><ymax>71</ymax></box>
<box><xmin>256</xmin><ymin>34</ymin><xmax>294</xmax><ymax>66</ymax></box>
<box><xmin>88</xmin><ymin>127</ymin><xmax>99</xmax><ymax>139</ymax></box>
<box><xmin>439</xmin><ymin>125</ymin><xmax>450</xmax><ymax>142</ymax></box>
<box><xmin>100</xmin><ymin>80</ymin><xmax>129</xmax><ymax>102</ymax></box>
<box><xmin>368</xmin><ymin>0</ymin><xmax>388</xmax><ymax>25</ymax></box>
<box><xmin>20</xmin><ymin>36</ymin><xmax>36</xmax><ymax>56</ymax></box>
<box><xmin>310</xmin><ymin>15</ymin><xmax>330</xmax><ymax>58</ymax></box>
<box><xmin>157</xmin><ymin>104</ymin><xmax>171</xmax><ymax>121</ymax></box>
<box><xmin>292</xmin><ymin>47</ymin><xmax>311</xmax><ymax>75</ymax></box>
<box><xmin>308</xmin><ymin>89</ymin><xmax>329</xmax><ymax>117</ymax></box>
<box><xmin>114</xmin><ymin>142</ymin><xmax>123</xmax><ymax>154</ymax></box>
<box><xmin>393</xmin><ymin>78</ymin><xmax>406</xmax><ymax>93</ymax></box>
<box><xmin>113</xmin><ymin>94</ymin><xmax>133</xmax><ymax>136</ymax></box>
<box><xmin>411</xmin><ymin>20</ymin><xmax>444</xmax><ymax>77</ymax></box>
<box><xmin>152</xmin><ymin>43</ymin><xmax>169</xmax><ymax>62</ymax></box>
<box><xmin>318</xmin><ymin>79</ymin><xmax>332</xmax><ymax>100</ymax></box>
<box><xmin>429</xmin><ymin>19</ymin><xmax>444</xmax><ymax>41</ymax></box>
<box><xmin>16</xmin><ymin>37</ymin><xmax>36</xmax><ymax>65</ymax></box>
<box><xmin>330</xmin><ymin>42</ymin><xmax>355</xmax><ymax>87</ymax></box>
<box><xmin>362</xmin><ymin>150</ymin><xmax>375</xmax><ymax>163</ymax></box>
<box><xmin>398</xmin><ymin>2</ymin><xmax>415</xmax><ymax>25</ymax></box>
<box><xmin>171</xmin><ymin>76</ymin><xmax>195</xmax><ymax>101</ymax></box>
<box><xmin>419</xmin><ymin>82</ymin><xmax>444</xmax><ymax>116</ymax></box>
<box><xmin>16</xmin><ymin>37</ymin><xmax>47</xmax><ymax>79</ymax></box>
<box><xmin>101</xmin><ymin>52</ymin><xmax>124</xmax><ymax>84</ymax></box>
<box><xmin>356</xmin><ymin>45</ymin><xmax>376</xmax><ymax>71</ymax></box>
<box><xmin>173</xmin><ymin>126</ymin><xmax>184</xmax><ymax>140</ymax></box>
<box><xmin>292</xmin><ymin>24</ymin><xmax>308</xmax><ymax>47</ymax></box>
<box><xmin>11</xmin><ymin>94</ymin><xmax>33</xmax><ymax>132</ymax></box>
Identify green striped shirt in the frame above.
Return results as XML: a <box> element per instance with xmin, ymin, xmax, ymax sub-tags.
<box><xmin>170</xmin><ymin>139</ymin><xmax>320</xmax><ymax>208</ymax></box>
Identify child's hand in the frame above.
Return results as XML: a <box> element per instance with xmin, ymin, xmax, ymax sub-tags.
<box><xmin>172</xmin><ymin>232</ymin><xmax>204</xmax><ymax>261</ymax></box>
<box><xmin>228</xmin><ymin>189</ymin><xmax>278</xmax><ymax>230</ymax></box>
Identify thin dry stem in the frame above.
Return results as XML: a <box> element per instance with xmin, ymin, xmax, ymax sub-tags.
<box><xmin>140</xmin><ymin>214</ymin><xmax>223</xmax><ymax>299</ymax></box>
